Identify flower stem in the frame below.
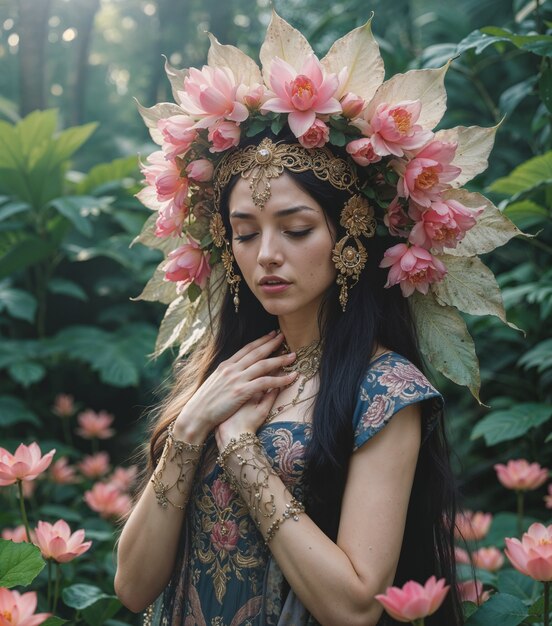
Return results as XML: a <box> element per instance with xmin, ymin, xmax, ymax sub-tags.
<box><xmin>412</xmin><ymin>619</ymin><xmax>425</xmax><ymax>626</ymax></box>
<box><xmin>17</xmin><ymin>480</ymin><xmax>32</xmax><ymax>542</ymax></box>
<box><xmin>544</xmin><ymin>581</ymin><xmax>550</xmax><ymax>626</ymax></box>
<box><xmin>516</xmin><ymin>490</ymin><xmax>525</xmax><ymax>537</ymax></box>
<box><xmin>47</xmin><ymin>559</ymin><xmax>52</xmax><ymax>610</ymax></box>
<box><xmin>52</xmin><ymin>562</ymin><xmax>62</xmax><ymax>613</ymax></box>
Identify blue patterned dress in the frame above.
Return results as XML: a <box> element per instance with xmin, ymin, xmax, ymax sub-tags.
<box><xmin>144</xmin><ymin>352</ymin><xmax>443</xmax><ymax>626</ymax></box>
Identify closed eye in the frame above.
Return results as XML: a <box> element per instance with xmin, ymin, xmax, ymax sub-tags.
<box><xmin>234</xmin><ymin>228</ymin><xmax>313</xmax><ymax>243</ymax></box>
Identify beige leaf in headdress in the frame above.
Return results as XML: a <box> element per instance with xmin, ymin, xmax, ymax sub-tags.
<box><xmin>130</xmin><ymin>212</ymin><xmax>182</xmax><ymax>253</ymax></box>
<box><xmin>207</xmin><ymin>33</ymin><xmax>262</xmax><ymax>86</ymax></box>
<box><xmin>164</xmin><ymin>57</ymin><xmax>189</xmax><ymax>105</ymax></box>
<box><xmin>133</xmin><ymin>266</ymin><xmax>179</xmax><ymax>306</ymax></box>
<box><xmin>135</xmin><ymin>100</ymin><xmax>185</xmax><ymax>144</ymax></box>
<box><xmin>441</xmin><ymin>190</ymin><xmax>524</xmax><ymax>257</ymax></box>
<box><xmin>321</xmin><ymin>17</ymin><xmax>384</xmax><ymax>101</ymax></box>
<box><xmin>155</xmin><ymin>295</ymin><xmax>191</xmax><ymax>356</ymax></box>
<box><xmin>364</xmin><ymin>64</ymin><xmax>449</xmax><ymax>130</ymax></box>
<box><xmin>436</xmin><ymin>124</ymin><xmax>498</xmax><ymax>187</ymax></box>
<box><xmin>259</xmin><ymin>10</ymin><xmax>314</xmax><ymax>86</ymax></box>
<box><xmin>134</xmin><ymin>186</ymin><xmax>165</xmax><ymax>213</ymax></box>
<box><xmin>410</xmin><ymin>291</ymin><xmax>481</xmax><ymax>401</ymax></box>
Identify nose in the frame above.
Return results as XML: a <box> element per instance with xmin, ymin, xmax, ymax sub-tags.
<box><xmin>257</xmin><ymin>230</ymin><xmax>283</xmax><ymax>268</ymax></box>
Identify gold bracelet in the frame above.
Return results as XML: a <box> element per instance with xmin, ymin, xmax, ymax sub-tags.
<box><xmin>265</xmin><ymin>497</ymin><xmax>305</xmax><ymax>544</ymax></box>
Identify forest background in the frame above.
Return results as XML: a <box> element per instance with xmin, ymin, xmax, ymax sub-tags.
<box><xmin>0</xmin><ymin>0</ymin><xmax>551</xmax><ymax>625</ymax></box>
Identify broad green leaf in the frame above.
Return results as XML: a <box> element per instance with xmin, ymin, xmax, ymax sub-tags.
<box><xmin>456</xmin><ymin>563</ymin><xmax>496</xmax><ymax>585</ymax></box>
<box><xmin>503</xmin><ymin>200</ymin><xmax>548</xmax><ymax>228</ymax></box>
<box><xmin>481</xmin><ymin>27</ymin><xmax>552</xmax><ymax>57</ymax></box>
<box><xmin>0</xmin><ymin>235</ymin><xmax>56</xmax><ymax>279</ymax></box>
<box><xmin>50</xmin><ymin>122</ymin><xmax>98</xmax><ymax>167</ymax></box>
<box><xmin>48</xmin><ymin>277</ymin><xmax>88</xmax><ymax>301</ymax></box>
<box><xmin>0</xmin><ymin>395</ymin><xmax>40</xmax><ymax>427</ymax></box>
<box><xmin>464</xmin><ymin>593</ymin><xmax>528</xmax><ymax>626</ymax></box>
<box><xmin>0</xmin><ymin>200</ymin><xmax>32</xmax><ymax>222</ymax></box>
<box><xmin>41</xmin><ymin>618</ymin><xmax>67</xmax><ymax>626</ymax></box>
<box><xmin>489</xmin><ymin>151</ymin><xmax>552</xmax><ymax>196</ymax></box>
<box><xmin>16</xmin><ymin>109</ymin><xmax>57</xmax><ymax>161</ymax></box>
<box><xmin>0</xmin><ymin>120</ymin><xmax>25</xmax><ymax>169</ymax></box>
<box><xmin>456</xmin><ymin>29</ymin><xmax>510</xmax><ymax>55</ymax></box>
<box><xmin>8</xmin><ymin>361</ymin><xmax>46</xmax><ymax>387</ymax></box>
<box><xmin>497</xmin><ymin>570</ymin><xmax>540</xmax><ymax>603</ymax></box>
<box><xmin>499</xmin><ymin>78</ymin><xmax>537</xmax><ymax>116</ymax></box>
<box><xmin>539</xmin><ymin>67</ymin><xmax>552</xmax><ymax>113</ymax></box>
<box><xmin>0</xmin><ymin>284</ymin><xmax>37</xmax><ymax>322</ymax></box>
<box><xmin>410</xmin><ymin>292</ymin><xmax>480</xmax><ymax>400</ymax></box>
<box><xmin>82</xmin><ymin>597</ymin><xmax>122</xmax><ymax>626</ymax></box>
<box><xmin>62</xmin><ymin>584</ymin><xmax>112</xmax><ymax>610</ymax></box>
<box><xmin>518</xmin><ymin>339</ymin><xmax>552</xmax><ymax>373</ymax></box>
<box><xmin>0</xmin><ymin>539</ymin><xmax>45</xmax><ymax>587</ymax></box>
<box><xmin>471</xmin><ymin>403</ymin><xmax>552</xmax><ymax>445</ymax></box>
<box><xmin>49</xmin><ymin>197</ymin><xmax>96</xmax><ymax>237</ymax></box>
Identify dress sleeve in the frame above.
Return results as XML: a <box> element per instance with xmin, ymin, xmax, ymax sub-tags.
<box><xmin>352</xmin><ymin>353</ymin><xmax>443</xmax><ymax>451</ymax></box>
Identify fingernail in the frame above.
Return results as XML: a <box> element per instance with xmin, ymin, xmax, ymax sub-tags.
<box><xmin>275</xmin><ymin>329</ymin><xmax>281</xmax><ymax>335</ymax></box>
<box><xmin>268</xmin><ymin>330</ymin><xmax>276</xmax><ymax>336</ymax></box>
<box><xmin>287</xmin><ymin>352</ymin><xmax>296</xmax><ymax>359</ymax></box>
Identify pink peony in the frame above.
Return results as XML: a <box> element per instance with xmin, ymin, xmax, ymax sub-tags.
<box><xmin>545</xmin><ymin>484</ymin><xmax>552</xmax><ymax>509</ymax></box>
<box><xmin>49</xmin><ymin>457</ymin><xmax>79</xmax><ymax>485</ymax></box>
<box><xmin>0</xmin><ymin>588</ymin><xmax>50</xmax><ymax>626</ymax></box>
<box><xmin>157</xmin><ymin>115</ymin><xmax>197</xmax><ymax>160</ymax></box>
<box><xmin>33</xmin><ymin>520</ymin><xmax>91</xmax><ymax>563</ymax></box>
<box><xmin>298</xmin><ymin>119</ymin><xmax>329</xmax><ymax>149</ymax></box>
<box><xmin>375</xmin><ymin>575</ymin><xmax>449</xmax><ymax>622</ymax></box>
<box><xmin>340</xmin><ymin>92</ymin><xmax>364</xmax><ymax>119</ymax></box>
<box><xmin>454</xmin><ymin>510</ymin><xmax>493</xmax><ymax>542</ymax></box>
<box><xmin>394</xmin><ymin>141</ymin><xmax>461</xmax><ymax>207</ymax></box>
<box><xmin>505</xmin><ymin>523</ymin><xmax>552</xmax><ymax>581</ymax></box>
<box><xmin>78</xmin><ymin>452</ymin><xmax>111</xmax><ymax>479</ymax></box>
<box><xmin>211</xmin><ymin>520</ymin><xmax>240</xmax><ymax>552</ymax></box>
<box><xmin>409</xmin><ymin>198</ymin><xmax>483</xmax><ymax>251</ymax></box>
<box><xmin>0</xmin><ymin>443</ymin><xmax>55</xmax><ymax>486</ymax></box>
<box><xmin>208</xmin><ymin>120</ymin><xmax>241</xmax><ymax>152</ymax></box>
<box><xmin>1</xmin><ymin>525</ymin><xmax>30</xmax><ymax>544</ymax></box>
<box><xmin>379</xmin><ymin>243</ymin><xmax>447</xmax><ymax>297</ymax></box>
<box><xmin>52</xmin><ymin>393</ymin><xmax>75</xmax><ymax>418</ymax></box>
<box><xmin>365</xmin><ymin>100</ymin><xmax>433</xmax><ymax>157</ymax></box>
<box><xmin>186</xmin><ymin>159</ymin><xmax>214</xmax><ymax>182</ymax></box>
<box><xmin>75</xmin><ymin>410</ymin><xmax>115</xmax><ymax>440</ymax></box>
<box><xmin>384</xmin><ymin>197</ymin><xmax>410</xmax><ymax>237</ymax></box>
<box><xmin>263</xmin><ymin>55</ymin><xmax>341</xmax><ymax>137</ymax></box>
<box><xmin>178</xmin><ymin>65</ymin><xmax>249</xmax><ymax>129</ymax></box>
<box><xmin>458</xmin><ymin>579</ymin><xmax>490</xmax><ymax>605</ymax></box>
<box><xmin>495</xmin><ymin>459</ymin><xmax>549</xmax><ymax>491</ymax></box>
<box><xmin>346</xmin><ymin>137</ymin><xmax>382</xmax><ymax>166</ymax></box>
<box><xmin>109</xmin><ymin>466</ymin><xmax>138</xmax><ymax>492</ymax></box>
<box><xmin>163</xmin><ymin>237</ymin><xmax>211</xmax><ymax>290</ymax></box>
<box><xmin>84</xmin><ymin>482</ymin><xmax>132</xmax><ymax>520</ymax></box>
<box><xmin>472</xmin><ymin>547</ymin><xmax>504</xmax><ymax>572</ymax></box>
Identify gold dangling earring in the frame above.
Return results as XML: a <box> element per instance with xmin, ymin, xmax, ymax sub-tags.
<box><xmin>331</xmin><ymin>195</ymin><xmax>376</xmax><ymax>312</ymax></box>
<box><xmin>210</xmin><ymin>212</ymin><xmax>241</xmax><ymax>313</ymax></box>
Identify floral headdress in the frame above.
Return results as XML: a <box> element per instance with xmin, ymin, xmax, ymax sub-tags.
<box><xmin>134</xmin><ymin>12</ymin><xmax>523</xmax><ymax>400</ymax></box>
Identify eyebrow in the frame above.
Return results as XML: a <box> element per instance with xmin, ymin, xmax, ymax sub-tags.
<box><xmin>229</xmin><ymin>205</ymin><xmax>317</xmax><ymax>220</ymax></box>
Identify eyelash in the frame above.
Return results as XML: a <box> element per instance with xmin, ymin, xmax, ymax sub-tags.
<box><xmin>234</xmin><ymin>228</ymin><xmax>313</xmax><ymax>242</ymax></box>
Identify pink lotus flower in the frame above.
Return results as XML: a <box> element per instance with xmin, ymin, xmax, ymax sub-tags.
<box><xmin>155</xmin><ymin>201</ymin><xmax>188</xmax><ymax>238</ymax></box>
<box><xmin>78</xmin><ymin>452</ymin><xmax>110</xmax><ymax>479</ymax></box>
<box><xmin>364</xmin><ymin>100</ymin><xmax>433</xmax><ymax>158</ymax></box>
<box><xmin>454</xmin><ymin>510</ymin><xmax>493</xmax><ymax>542</ymax></box>
<box><xmin>408</xmin><ymin>198</ymin><xmax>484</xmax><ymax>251</ymax></box>
<box><xmin>84</xmin><ymin>482</ymin><xmax>132</xmax><ymax>520</ymax></box>
<box><xmin>545</xmin><ymin>484</ymin><xmax>552</xmax><ymax>509</ymax></box>
<box><xmin>207</xmin><ymin>120</ymin><xmax>241</xmax><ymax>152</ymax></box>
<box><xmin>298</xmin><ymin>119</ymin><xmax>329</xmax><ymax>148</ymax></box>
<box><xmin>263</xmin><ymin>55</ymin><xmax>341</xmax><ymax>137</ymax></box>
<box><xmin>495</xmin><ymin>459</ymin><xmax>549</xmax><ymax>491</ymax></box>
<box><xmin>472</xmin><ymin>547</ymin><xmax>504</xmax><ymax>572</ymax></box>
<box><xmin>340</xmin><ymin>92</ymin><xmax>364</xmax><ymax>119</ymax></box>
<box><xmin>49</xmin><ymin>457</ymin><xmax>79</xmax><ymax>485</ymax></box>
<box><xmin>76</xmin><ymin>410</ymin><xmax>115</xmax><ymax>440</ymax></box>
<box><xmin>109</xmin><ymin>466</ymin><xmax>138</xmax><ymax>492</ymax></box>
<box><xmin>380</xmin><ymin>243</ymin><xmax>447</xmax><ymax>297</ymax></box>
<box><xmin>458</xmin><ymin>579</ymin><xmax>490</xmax><ymax>605</ymax></box>
<box><xmin>33</xmin><ymin>520</ymin><xmax>91</xmax><ymax>563</ymax></box>
<box><xmin>52</xmin><ymin>393</ymin><xmax>75</xmax><ymax>418</ymax></box>
<box><xmin>163</xmin><ymin>237</ymin><xmax>211</xmax><ymax>290</ymax></box>
<box><xmin>384</xmin><ymin>197</ymin><xmax>410</xmax><ymax>237</ymax></box>
<box><xmin>0</xmin><ymin>588</ymin><xmax>50</xmax><ymax>626</ymax></box>
<box><xmin>1</xmin><ymin>525</ymin><xmax>30</xmax><ymax>543</ymax></box>
<box><xmin>505</xmin><ymin>523</ymin><xmax>552</xmax><ymax>581</ymax></box>
<box><xmin>242</xmin><ymin>84</ymin><xmax>268</xmax><ymax>111</ymax></box>
<box><xmin>178</xmin><ymin>65</ymin><xmax>249</xmax><ymax>129</ymax></box>
<box><xmin>140</xmin><ymin>151</ymin><xmax>189</xmax><ymax>208</ymax></box>
<box><xmin>346</xmin><ymin>137</ymin><xmax>382</xmax><ymax>166</ymax></box>
<box><xmin>454</xmin><ymin>546</ymin><xmax>470</xmax><ymax>565</ymax></box>
<box><xmin>394</xmin><ymin>141</ymin><xmax>461</xmax><ymax>207</ymax></box>
<box><xmin>211</xmin><ymin>520</ymin><xmax>240</xmax><ymax>552</ymax></box>
<box><xmin>157</xmin><ymin>115</ymin><xmax>197</xmax><ymax>159</ymax></box>
<box><xmin>0</xmin><ymin>443</ymin><xmax>55</xmax><ymax>486</ymax></box>
<box><xmin>375</xmin><ymin>576</ymin><xmax>449</xmax><ymax>623</ymax></box>
<box><xmin>186</xmin><ymin>159</ymin><xmax>214</xmax><ymax>182</ymax></box>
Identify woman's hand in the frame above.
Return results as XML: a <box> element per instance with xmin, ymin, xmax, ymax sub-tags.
<box><xmin>173</xmin><ymin>331</ymin><xmax>297</xmax><ymax>441</ymax></box>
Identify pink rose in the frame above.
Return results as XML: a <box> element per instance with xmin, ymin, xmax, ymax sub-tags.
<box><xmin>186</xmin><ymin>159</ymin><xmax>214</xmax><ymax>182</ymax></box>
<box><xmin>163</xmin><ymin>237</ymin><xmax>211</xmax><ymax>290</ymax></box>
<box><xmin>298</xmin><ymin>119</ymin><xmax>329</xmax><ymax>148</ymax></box>
<box><xmin>340</xmin><ymin>92</ymin><xmax>364</xmax><ymax>119</ymax></box>
<box><xmin>208</xmin><ymin>120</ymin><xmax>241</xmax><ymax>152</ymax></box>
<box><xmin>211</xmin><ymin>520</ymin><xmax>240</xmax><ymax>552</ymax></box>
<box><xmin>345</xmin><ymin>138</ymin><xmax>382</xmax><ymax>166</ymax></box>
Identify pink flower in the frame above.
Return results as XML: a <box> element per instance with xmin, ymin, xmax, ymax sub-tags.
<box><xmin>384</xmin><ymin>197</ymin><xmax>410</xmax><ymax>237</ymax></box>
<box><xmin>33</xmin><ymin>520</ymin><xmax>92</xmax><ymax>563</ymax></box>
<box><xmin>263</xmin><ymin>55</ymin><xmax>341</xmax><ymax>137</ymax></box>
<box><xmin>454</xmin><ymin>510</ymin><xmax>493</xmax><ymax>542</ymax></box>
<box><xmin>207</xmin><ymin>120</ymin><xmax>241</xmax><ymax>152</ymax></box>
<box><xmin>375</xmin><ymin>576</ymin><xmax>449</xmax><ymax>622</ymax></box>
<box><xmin>186</xmin><ymin>159</ymin><xmax>214</xmax><ymax>182</ymax></box>
<box><xmin>178</xmin><ymin>66</ymin><xmax>249</xmax><ymax>129</ymax></box>
<box><xmin>78</xmin><ymin>452</ymin><xmax>110</xmax><ymax>479</ymax></box>
<box><xmin>365</xmin><ymin>100</ymin><xmax>433</xmax><ymax>157</ymax></box>
<box><xmin>458</xmin><ymin>580</ymin><xmax>490</xmax><ymax>605</ymax></box>
<box><xmin>109</xmin><ymin>466</ymin><xmax>138</xmax><ymax>492</ymax></box>
<box><xmin>395</xmin><ymin>141</ymin><xmax>461</xmax><ymax>207</ymax></box>
<box><xmin>379</xmin><ymin>243</ymin><xmax>447</xmax><ymax>297</ymax></box>
<box><xmin>84</xmin><ymin>482</ymin><xmax>132</xmax><ymax>520</ymax></box>
<box><xmin>76</xmin><ymin>410</ymin><xmax>115</xmax><ymax>440</ymax></box>
<box><xmin>545</xmin><ymin>484</ymin><xmax>552</xmax><ymax>509</ymax></box>
<box><xmin>472</xmin><ymin>547</ymin><xmax>504</xmax><ymax>572</ymax></box>
<box><xmin>1</xmin><ymin>525</ymin><xmax>30</xmax><ymax>543</ymax></box>
<box><xmin>157</xmin><ymin>115</ymin><xmax>197</xmax><ymax>159</ymax></box>
<box><xmin>505</xmin><ymin>523</ymin><xmax>552</xmax><ymax>581</ymax></box>
<box><xmin>345</xmin><ymin>137</ymin><xmax>382</xmax><ymax>166</ymax></box>
<box><xmin>408</xmin><ymin>198</ymin><xmax>483</xmax><ymax>251</ymax></box>
<box><xmin>163</xmin><ymin>237</ymin><xmax>211</xmax><ymax>290</ymax></box>
<box><xmin>52</xmin><ymin>394</ymin><xmax>75</xmax><ymax>418</ymax></box>
<box><xmin>0</xmin><ymin>443</ymin><xmax>55</xmax><ymax>486</ymax></box>
<box><xmin>155</xmin><ymin>201</ymin><xmax>188</xmax><ymax>238</ymax></box>
<box><xmin>495</xmin><ymin>459</ymin><xmax>549</xmax><ymax>491</ymax></box>
<box><xmin>211</xmin><ymin>520</ymin><xmax>240</xmax><ymax>552</ymax></box>
<box><xmin>211</xmin><ymin>478</ymin><xmax>234</xmax><ymax>510</ymax></box>
<box><xmin>242</xmin><ymin>84</ymin><xmax>268</xmax><ymax>110</ymax></box>
<box><xmin>340</xmin><ymin>92</ymin><xmax>364</xmax><ymax>119</ymax></box>
<box><xmin>140</xmin><ymin>151</ymin><xmax>189</xmax><ymax>207</ymax></box>
<box><xmin>0</xmin><ymin>588</ymin><xmax>50</xmax><ymax>626</ymax></box>
<box><xmin>49</xmin><ymin>458</ymin><xmax>79</xmax><ymax>485</ymax></box>
<box><xmin>454</xmin><ymin>546</ymin><xmax>470</xmax><ymax>565</ymax></box>
<box><xmin>298</xmin><ymin>119</ymin><xmax>329</xmax><ymax>148</ymax></box>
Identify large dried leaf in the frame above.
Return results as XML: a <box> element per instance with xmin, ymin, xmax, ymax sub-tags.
<box><xmin>365</xmin><ymin>65</ymin><xmax>449</xmax><ymax>130</ymax></box>
<box><xmin>155</xmin><ymin>295</ymin><xmax>192</xmax><ymax>355</ymax></box>
<box><xmin>321</xmin><ymin>18</ymin><xmax>384</xmax><ymax>101</ymax></box>
<box><xmin>259</xmin><ymin>10</ymin><xmax>314</xmax><ymax>86</ymax></box>
<box><xmin>207</xmin><ymin>33</ymin><xmax>262</xmax><ymax>86</ymax></box>
<box><xmin>135</xmin><ymin>100</ymin><xmax>184</xmax><ymax>144</ymax></box>
<box><xmin>410</xmin><ymin>291</ymin><xmax>480</xmax><ymax>401</ymax></box>
<box><xmin>134</xmin><ymin>266</ymin><xmax>178</xmax><ymax>305</ymax></box>
<box><xmin>131</xmin><ymin>212</ymin><xmax>183</xmax><ymax>253</ymax></box>
<box><xmin>436</xmin><ymin>124</ymin><xmax>498</xmax><ymax>187</ymax></box>
<box><xmin>164</xmin><ymin>57</ymin><xmax>189</xmax><ymax>105</ymax></box>
<box><xmin>135</xmin><ymin>186</ymin><xmax>164</xmax><ymax>212</ymax></box>
<box><xmin>442</xmin><ymin>190</ymin><xmax>524</xmax><ymax>257</ymax></box>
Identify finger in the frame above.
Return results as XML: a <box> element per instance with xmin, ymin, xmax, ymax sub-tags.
<box><xmin>246</xmin><ymin>371</ymin><xmax>298</xmax><ymax>396</ymax></box>
<box><xmin>235</xmin><ymin>332</ymin><xmax>286</xmax><ymax>369</ymax></box>
<box><xmin>243</xmin><ymin>352</ymin><xmax>296</xmax><ymax>381</ymax></box>
<box><xmin>225</xmin><ymin>330</ymin><xmax>279</xmax><ymax>364</ymax></box>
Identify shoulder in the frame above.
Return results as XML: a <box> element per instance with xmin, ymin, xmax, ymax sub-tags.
<box><xmin>352</xmin><ymin>352</ymin><xmax>443</xmax><ymax>451</ymax></box>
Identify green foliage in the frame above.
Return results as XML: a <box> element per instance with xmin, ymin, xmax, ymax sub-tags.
<box><xmin>464</xmin><ymin>593</ymin><xmax>528</xmax><ymax>626</ymax></box>
<box><xmin>0</xmin><ymin>540</ymin><xmax>46</xmax><ymax>588</ymax></box>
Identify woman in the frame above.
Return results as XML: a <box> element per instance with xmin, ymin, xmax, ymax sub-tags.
<box><xmin>116</xmin><ymin>12</ymin><xmax>513</xmax><ymax>625</ymax></box>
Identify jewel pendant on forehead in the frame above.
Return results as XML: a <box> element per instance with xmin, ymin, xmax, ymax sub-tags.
<box><xmin>256</xmin><ymin>146</ymin><xmax>272</xmax><ymax>164</ymax></box>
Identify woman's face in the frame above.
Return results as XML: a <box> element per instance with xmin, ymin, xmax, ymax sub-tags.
<box><xmin>229</xmin><ymin>172</ymin><xmax>337</xmax><ymax>320</ymax></box>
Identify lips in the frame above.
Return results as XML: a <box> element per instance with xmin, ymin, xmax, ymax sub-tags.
<box><xmin>259</xmin><ymin>275</ymin><xmax>290</xmax><ymax>286</ymax></box>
